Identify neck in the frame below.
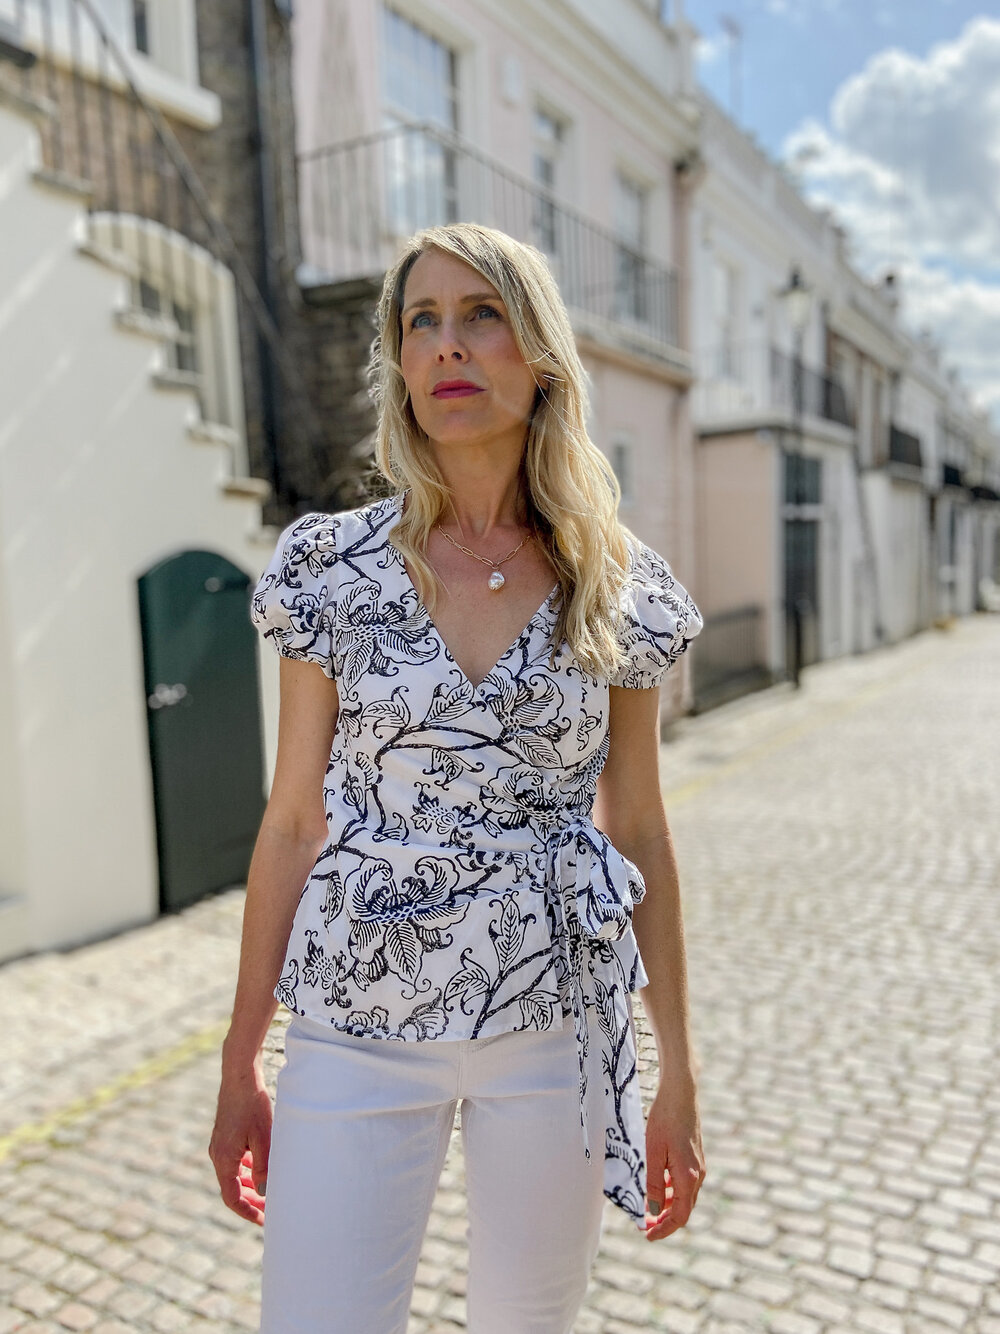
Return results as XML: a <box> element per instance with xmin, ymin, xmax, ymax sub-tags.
<box><xmin>429</xmin><ymin>445</ymin><xmax>529</xmax><ymax>539</ymax></box>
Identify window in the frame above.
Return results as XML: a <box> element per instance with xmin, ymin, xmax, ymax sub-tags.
<box><xmin>134</xmin><ymin>278</ymin><xmax>199</xmax><ymax>376</ymax></box>
<box><xmin>614</xmin><ymin>172</ymin><xmax>648</xmax><ymax>324</ymax></box>
<box><xmin>382</xmin><ymin>6</ymin><xmax>459</xmax><ymax>131</ymax></box>
<box><xmin>132</xmin><ymin>1</ymin><xmax>150</xmax><ymax>55</ymax></box>
<box><xmin>532</xmin><ymin>106</ymin><xmax>568</xmax><ymax>258</ymax></box>
<box><xmin>611</xmin><ymin>439</ymin><xmax>634</xmax><ymax>506</ymax></box>
<box><xmin>381</xmin><ymin>6</ymin><xmax>459</xmax><ymax>234</ymax></box>
<box><xmin>783</xmin><ymin>452</ymin><xmax>822</xmax><ymax>506</ymax></box>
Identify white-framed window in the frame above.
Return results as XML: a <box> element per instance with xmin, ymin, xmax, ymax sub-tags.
<box><xmin>380</xmin><ymin>4</ymin><xmax>460</xmax><ymax>234</ymax></box>
<box><xmin>132</xmin><ymin>277</ymin><xmax>199</xmax><ymax>376</ymax></box>
<box><xmin>613</xmin><ymin>171</ymin><xmax>649</xmax><ymax>324</ymax></box>
<box><xmin>610</xmin><ymin>438</ymin><xmax>634</xmax><ymax>507</ymax></box>
<box><xmin>381</xmin><ymin>4</ymin><xmax>459</xmax><ymax>130</ymax></box>
<box><xmin>126</xmin><ymin>0</ymin><xmax>201</xmax><ymax>90</ymax></box>
<box><xmin>532</xmin><ymin>104</ymin><xmax>569</xmax><ymax>258</ymax></box>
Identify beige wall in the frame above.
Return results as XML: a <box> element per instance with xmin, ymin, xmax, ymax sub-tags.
<box><xmin>695</xmin><ymin>430</ymin><xmax>777</xmax><ymax>636</ymax></box>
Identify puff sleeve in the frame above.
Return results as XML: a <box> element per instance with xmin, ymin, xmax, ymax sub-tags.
<box><xmin>609</xmin><ymin>538</ymin><xmax>704</xmax><ymax>689</ymax></box>
<box><xmin>250</xmin><ymin>511</ymin><xmax>341</xmax><ymax>679</ymax></box>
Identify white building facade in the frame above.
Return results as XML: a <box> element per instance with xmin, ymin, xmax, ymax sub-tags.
<box><xmin>689</xmin><ymin>89</ymin><xmax>1000</xmax><ymax>700</ymax></box>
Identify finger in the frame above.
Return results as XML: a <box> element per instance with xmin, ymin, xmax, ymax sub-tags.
<box><xmin>665</xmin><ymin>1163</ymin><xmax>702</xmax><ymax>1228</ymax></box>
<box><xmin>645</xmin><ymin>1145</ymin><xmax>669</xmax><ymax>1219</ymax></box>
<box><xmin>250</xmin><ymin>1130</ymin><xmax>271</xmax><ymax>1197</ymax></box>
<box><xmin>220</xmin><ymin>1169</ymin><xmax>267</xmax><ymax>1226</ymax></box>
<box><xmin>646</xmin><ymin>1216</ymin><xmax>685</xmax><ymax>1242</ymax></box>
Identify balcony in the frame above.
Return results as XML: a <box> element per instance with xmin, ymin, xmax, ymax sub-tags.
<box><xmin>692</xmin><ymin>340</ymin><xmax>853</xmax><ymax>433</ymax></box>
<box><xmin>297</xmin><ymin>122</ymin><xmax>683</xmax><ymax>364</ymax></box>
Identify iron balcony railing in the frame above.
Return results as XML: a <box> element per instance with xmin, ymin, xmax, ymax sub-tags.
<box><xmin>692</xmin><ymin>340</ymin><xmax>854</xmax><ymax>429</ymax></box>
<box><xmin>888</xmin><ymin>424</ymin><xmax>923</xmax><ymax>470</ymax></box>
<box><xmin>0</xmin><ymin>0</ymin><xmax>328</xmax><ymax>500</ymax></box>
<box><xmin>298</xmin><ymin>121</ymin><xmax>681</xmax><ymax>354</ymax></box>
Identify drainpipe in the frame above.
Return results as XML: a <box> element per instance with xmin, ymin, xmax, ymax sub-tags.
<box><xmin>247</xmin><ymin>0</ymin><xmax>285</xmax><ymax>504</ymax></box>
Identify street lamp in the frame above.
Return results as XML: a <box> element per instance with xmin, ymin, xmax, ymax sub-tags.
<box><xmin>777</xmin><ymin>265</ymin><xmax>814</xmax><ymax>687</ymax></box>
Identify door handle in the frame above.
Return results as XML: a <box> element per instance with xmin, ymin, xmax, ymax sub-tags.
<box><xmin>148</xmin><ymin>683</ymin><xmax>189</xmax><ymax>709</ymax></box>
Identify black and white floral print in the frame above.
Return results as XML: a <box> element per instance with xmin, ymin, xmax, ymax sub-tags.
<box><xmin>252</xmin><ymin>491</ymin><xmax>703</xmax><ymax>1227</ymax></box>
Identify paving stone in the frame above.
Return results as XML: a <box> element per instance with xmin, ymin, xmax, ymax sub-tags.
<box><xmin>796</xmin><ymin>1289</ymin><xmax>853</xmax><ymax>1323</ymax></box>
<box><xmin>926</xmin><ymin>1269</ymin><xmax>985</xmax><ymax>1309</ymax></box>
<box><xmin>593</xmin><ymin>1288</ymin><xmax>654</xmax><ymax>1322</ymax></box>
<box><xmin>706</xmin><ymin>1290</ymin><xmax>768</xmax><ymax>1324</ymax></box>
<box><xmin>767</xmin><ymin>1314</ymin><xmax>821</xmax><ymax>1334</ymax></box>
<box><xmin>15</xmin><ymin>1246</ymin><xmax>68</xmax><ymax>1283</ymax></box>
<box><xmin>687</xmin><ymin>1257</ymin><xmax>738</xmax><ymax>1291</ymax></box>
<box><xmin>912</xmin><ymin>1293</ymin><xmax>975</xmax><ymax>1330</ymax></box>
<box><xmin>104</xmin><ymin>1287</ymin><xmax>159</xmax><ymax>1321</ymax></box>
<box><xmin>652</xmin><ymin>1310</ymin><xmax>703</xmax><ymax>1334</ymax></box>
<box><xmin>828</xmin><ymin>1244</ymin><xmax>875</xmax><ymax>1279</ymax></box>
<box><xmin>738</xmin><ymin>1271</ymin><xmax>796</xmax><ymax>1304</ymax></box>
<box><xmin>858</xmin><ymin>1279</ymin><xmax>909</xmax><ymax>1311</ymax></box>
<box><xmin>853</xmin><ymin>1305</ymin><xmax>906</xmax><ymax>1334</ymax></box>
<box><xmin>923</xmin><ymin>1229</ymin><xmax>973</xmax><ymax>1258</ymax></box>
<box><xmin>52</xmin><ymin>1305</ymin><xmax>98</xmax><ymax>1331</ymax></box>
<box><xmin>48</xmin><ymin>1262</ymin><xmax>101</xmax><ymax>1299</ymax></box>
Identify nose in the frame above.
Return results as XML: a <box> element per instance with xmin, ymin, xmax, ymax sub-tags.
<box><xmin>435</xmin><ymin>316</ymin><xmax>469</xmax><ymax>363</ymax></box>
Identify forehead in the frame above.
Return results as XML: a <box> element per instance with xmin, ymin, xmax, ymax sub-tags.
<box><xmin>402</xmin><ymin>248</ymin><xmax>501</xmax><ymax>303</ymax></box>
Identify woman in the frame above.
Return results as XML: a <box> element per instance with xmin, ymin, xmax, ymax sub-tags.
<box><xmin>210</xmin><ymin>222</ymin><xmax>706</xmax><ymax>1333</ymax></box>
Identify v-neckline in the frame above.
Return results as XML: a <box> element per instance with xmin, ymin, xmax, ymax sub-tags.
<box><xmin>388</xmin><ymin>493</ymin><xmax>559</xmax><ymax>696</ymax></box>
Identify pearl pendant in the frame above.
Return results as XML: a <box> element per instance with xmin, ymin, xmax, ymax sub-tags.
<box><xmin>488</xmin><ymin>570</ymin><xmax>505</xmax><ymax>591</ymax></box>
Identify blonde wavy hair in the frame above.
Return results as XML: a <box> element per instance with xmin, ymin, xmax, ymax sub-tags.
<box><xmin>369</xmin><ymin>222</ymin><xmax>636</xmax><ymax>679</ymax></box>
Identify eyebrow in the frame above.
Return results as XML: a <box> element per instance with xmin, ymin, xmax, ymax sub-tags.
<box><xmin>401</xmin><ymin>292</ymin><xmax>504</xmax><ymax>317</ymax></box>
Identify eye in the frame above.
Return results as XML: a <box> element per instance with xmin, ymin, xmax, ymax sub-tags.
<box><xmin>409</xmin><ymin>311</ymin><xmax>434</xmax><ymax>330</ymax></box>
<box><xmin>473</xmin><ymin>305</ymin><xmax>501</xmax><ymax>320</ymax></box>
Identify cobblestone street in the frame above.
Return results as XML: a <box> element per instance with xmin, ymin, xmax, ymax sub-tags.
<box><xmin>2</xmin><ymin>616</ymin><xmax>998</xmax><ymax>1334</ymax></box>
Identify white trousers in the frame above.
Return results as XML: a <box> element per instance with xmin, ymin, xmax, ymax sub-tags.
<box><xmin>259</xmin><ymin>1008</ymin><xmax>609</xmax><ymax>1334</ymax></box>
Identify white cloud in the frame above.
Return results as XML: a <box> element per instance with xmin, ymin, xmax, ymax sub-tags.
<box><xmin>781</xmin><ymin>16</ymin><xmax>1000</xmax><ymax>419</ymax></box>
<box><xmin>694</xmin><ymin>31</ymin><xmax>727</xmax><ymax>66</ymax></box>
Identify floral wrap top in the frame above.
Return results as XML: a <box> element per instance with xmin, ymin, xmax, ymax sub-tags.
<box><xmin>251</xmin><ymin>492</ymin><xmax>703</xmax><ymax>1227</ymax></box>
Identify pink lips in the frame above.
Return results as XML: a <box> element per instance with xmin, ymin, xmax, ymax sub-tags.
<box><xmin>432</xmin><ymin>380</ymin><xmax>484</xmax><ymax>399</ymax></box>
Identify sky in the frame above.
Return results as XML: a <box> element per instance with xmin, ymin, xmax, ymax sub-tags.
<box><xmin>685</xmin><ymin>0</ymin><xmax>1000</xmax><ymax>426</ymax></box>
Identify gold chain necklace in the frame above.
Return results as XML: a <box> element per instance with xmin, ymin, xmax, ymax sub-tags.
<box><xmin>436</xmin><ymin>525</ymin><xmax>531</xmax><ymax>591</ymax></box>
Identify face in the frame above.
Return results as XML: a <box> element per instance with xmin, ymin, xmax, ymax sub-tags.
<box><xmin>398</xmin><ymin>248</ymin><xmax>539</xmax><ymax>452</ymax></box>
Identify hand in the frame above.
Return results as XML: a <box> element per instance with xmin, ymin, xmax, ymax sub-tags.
<box><xmin>643</xmin><ymin>1081</ymin><xmax>706</xmax><ymax>1241</ymax></box>
<box><xmin>208</xmin><ymin>1065</ymin><xmax>273</xmax><ymax>1227</ymax></box>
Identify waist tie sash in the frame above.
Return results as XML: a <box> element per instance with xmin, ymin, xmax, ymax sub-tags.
<box><xmin>544</xmin><ymin>817</ymin><xmax>651</xmax><ymax>1227</ymax></box>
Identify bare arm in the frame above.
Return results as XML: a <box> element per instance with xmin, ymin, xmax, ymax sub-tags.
<box><xmin>592</xmin><ymin>684</ymin><xmax>706</xmax><ymax>1240</ymax></box>
<box><xmin>209</xmin><ymin>655</ymin><xmax>339</xmax><ymax>1223</ymax></box>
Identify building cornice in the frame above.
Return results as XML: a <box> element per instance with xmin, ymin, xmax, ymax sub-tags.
<box><xmin>826</xmin><ymin>301</ymin><xmax>905</xmax><ymax>371</ymax></box>
<box><xmin>696</xmin><ymin>412</ymin><xmax>855</xmax><ymax>450</ymax></box>
<box><xmin>575</xmin><ymin>329</ymin><xmax>694</xmax><ymax>388</ymax></box>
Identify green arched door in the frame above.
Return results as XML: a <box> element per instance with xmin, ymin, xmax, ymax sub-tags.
<box><xmin>138</xmin><ymin>550</ymin><xmax>266</xmax><ymax>914</ymax></box>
